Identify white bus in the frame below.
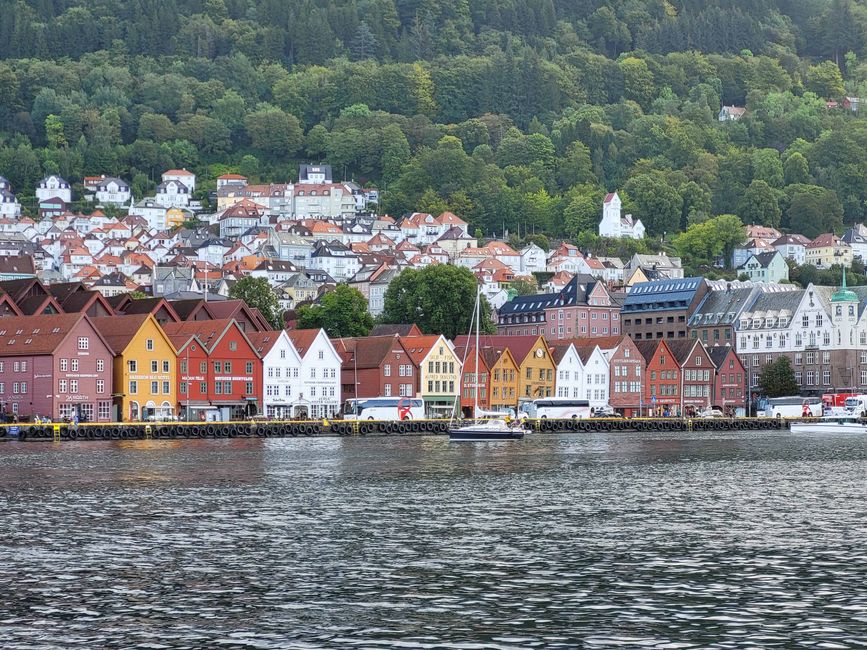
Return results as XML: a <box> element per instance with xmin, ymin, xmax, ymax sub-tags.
<box><xmin>519</xmin><ymin>398</ymin><xmax>592</xmax><ymax>420</ymax></box>
<box><xmin>761</xmin><ymin>396</ymin><xmax>822</xmax><ymax>418</ymax></box>
<box><xmin>343</xmin><ymin>397</ymin><xmax>426</xmax><ymax>421</ymax></box>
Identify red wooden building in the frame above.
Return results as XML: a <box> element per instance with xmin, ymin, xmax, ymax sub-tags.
<box><xmin>668</xmin><ymin>340</ymin><xmax>715</xmax><ymax>416</ymax></box>
<box><xmin>164</xmin><ymin>319</ymin><xmax>263</xmax><ymax>421</ymax></box>
<box><xmin>636</xmin><ymin>340</ymin><xmax>681</xmax><ymax>416</ymax></box>
<box><xmin>333</xmin><ymin>335</ymin><xmax>417</xmax><ymax>400</ymax></box>
<box><xmin>708</xmin><ymin>345</ymin><xmax>746</xmax><ymax>415</ymax></box>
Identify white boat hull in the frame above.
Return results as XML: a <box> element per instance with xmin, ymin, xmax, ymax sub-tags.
<box><xmin>790</xmin><ymin>420</ymin><xmax>867</xmax><ymax>434</ymax></box>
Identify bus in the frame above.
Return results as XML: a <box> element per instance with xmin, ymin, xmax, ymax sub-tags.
<box><xmin>760</xmin><ymin>396</ymin><xmax>823</xmax><ymax>418</ymax></box>
<box><xmin>519</xmin><ymin>398</ymin><xmax>592</xmax><ymax>420</ymax></box>
<box><xmin>343</xmin><ymin>397</ymin><xmax>426</xmax><ymax>421</ymax></box>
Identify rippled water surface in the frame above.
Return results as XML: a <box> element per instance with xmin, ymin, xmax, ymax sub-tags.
<box><xmin>2</xmin><ymin>430</ymin><xmax>867</xmax><ymax>648</ymax></box>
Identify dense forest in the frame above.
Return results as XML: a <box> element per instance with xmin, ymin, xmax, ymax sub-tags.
<box><xmin>3</xmin><ymin>0</ymin><xmax>867</xmax><ymax>251</ymax></box>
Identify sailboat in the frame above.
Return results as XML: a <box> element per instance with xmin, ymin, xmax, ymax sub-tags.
<box><xmin>449</xmin><ymin>286</ymin><xmax>524</xmax><ymax>441</ymax></box>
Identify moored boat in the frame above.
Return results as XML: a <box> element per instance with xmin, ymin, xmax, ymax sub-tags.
<box><xmin>448</xmin><ymin>418</ymin><xmax>524</xmax><ymax>441</ymax></box>
<box><xmin>789</xmin><ymin>413</ymin><xmax>867</xmax><ymax>434</ymax></box>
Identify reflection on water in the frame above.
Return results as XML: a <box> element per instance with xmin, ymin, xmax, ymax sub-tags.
<box><xmin>1</xmin><ymin>430</ymin><xmax>867</xmax><ymax>648</ymax></box>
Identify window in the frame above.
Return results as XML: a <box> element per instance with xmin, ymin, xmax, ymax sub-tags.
<box><xmin>200</xmin><ymin>382</ymin><xmax>207</xmax><ymax>394</ymax></box>
<box><xmin>146</xmin><ymin>338</ymin><xmax>154</xmax><ymax>351</ymax></box>
<box><xmin>822</xmin><ymin>351</ymin><xmax>830</xmax><ymax>364</ymax></box>
<box><xmin>70</xmin><ymin>380</ymin><xmax>78</xmax><ymax>393</ymax></box>
<box><xmin>229</xmin><ymin>341</ymin><xmax>237</xmax><ymax>351</ymax></box>
<box><xmin>245</xmin><ymin>362</ymin><xmax>253</xmax><ymax>374</ymax></box>
<box><xmin>151</xmin><ymin>381</ymin><xmax>159</xmax><ymax>394</ymax></box>
<box><xmin>163</xmin><ymin>381</ymin><xmax>170</xmax><ymax>394</ymax></box>
<box><xmin>98</xmin><ymin>401</ymin><xmax>111</xmax><ymax>420</ymax></box>
<box><xmin>246</xmin><ymin>381</ymin><xmax>253</xmax><ymax>394</ymax></box>
<box><xmin>384</xmin><ymin>383</ymin><xmax>392</xmax><ymax>396</ymax></box>
<box><xmin>215</xmin><ymin>381</ymin><xmax>223</xmax><ymax>395</ymax></box>
<box><xmin>96</xmin><ymin>379</ymin><xmax>104</xmax><ymax>394</ymax></box>
<box><xmin>151</xmin><ymin>360</ymin><xmax>158</xmax><ymax>373</ymax></box>
<box><xmin>823</xmin><ymin>370</ymin><xmax>831</xmax><ymax>385</ymax></box>
<box><xmin>213</xmin><ymin>361</ymin><xmax>221</xmax><ymax>373</ymax></box>
<box><xmin>96</xmin><ymin>359</ymin><xmax>104</xmax><ymax>372</ymax></box>
<box><xmin>163</xmin><ymin>361</ymin><xmax>170</xmax><ymax>373</ymax></box>
<box><xmin>802</xmin><ymin>315</ymin><xmax>809</xmax><ymax>327</ymax></box>
<box><xmin>200</xmin><ymin>362</ymin><xmax>207</xmax><ymax>374</ymax></box>
<box><xmin>60</xmin><ymin>358</ymin><xmax>68</xmax><ymax>371</ymax></box>
<box><xmin>223</xmin><ymin>381</ymin><xmax>232</xmax><ymax>394</ymax></box>
<box><xmin>58</xmin><ymin>379</ymin><xmax>67</xmax><ymax>393</ymax></box>
<box><xmin>318</xmin><ymin>350</ymin><xmax>324</xmax><ymax>360</ymax></box>
<box><xmin>224</xmin><ymin>362</ymin><xmax>232</xmax><ymax>374</ymax></box>
<box><xmin>129</xmin><ymin>380</ymin><xmax>137</xmax><ymax>394</ymax></box>
<box><xmin>384</xmin><ymin>365</ymin><xmax>391</xmax><ymax>377</ymax></box>
<box><xmin>180</xmin><ymin>382</ymin><xmax>188</xmax><ymax>395</ymax></box>
<box><xmin>78</xmin><ymin>337</ymin><xmax>89</xmax><ymax>350</ymax></box>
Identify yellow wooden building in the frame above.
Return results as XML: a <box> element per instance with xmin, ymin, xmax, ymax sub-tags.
<box><xmin>93</xmin><ymin>313</ymin><xmax>178</xmax><ymax>421</ymax></box>
<box><xmin>403</xmin><ymin>334</ymin><xmax>463</xmax><ymax>417</ymax></box>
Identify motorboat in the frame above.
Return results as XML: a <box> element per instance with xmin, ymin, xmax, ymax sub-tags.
<box><xmin>789</xmin><ymin>413</ymin><xmax>867</xmax><ymax>434</ymax></box>
<box><xmin>448</xmin><ymin>418</ymin><xmax>525</xmax><ymax>441</ymax></box>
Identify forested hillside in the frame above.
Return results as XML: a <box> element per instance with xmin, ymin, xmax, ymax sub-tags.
<box><xmin>2</xmin><ymin>0</ymin><xmax>867</xmax><ymax>248</ymax></box>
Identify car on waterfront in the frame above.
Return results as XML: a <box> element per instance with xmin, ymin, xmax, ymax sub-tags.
<box><xmin>698</xmin><ymin>407</ymin><xmax>725</xmax><ymax>418</ymax></box>
<box><xmin>590</xmin><ymin>405</ymin><xmax>620</xmax><ymax>418</ymax></box>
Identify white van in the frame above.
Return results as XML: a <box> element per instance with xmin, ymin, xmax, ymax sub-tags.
<box><xmin>844</xmin><ymin>395</ymin><xmax>867</xmax><ymax>417</ymax></box>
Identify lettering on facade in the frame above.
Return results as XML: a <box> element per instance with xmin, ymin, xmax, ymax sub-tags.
<box><xmin>214</xmin><ymin>376</ymin><xmax>254</xmax><ymax>381</ymax></box>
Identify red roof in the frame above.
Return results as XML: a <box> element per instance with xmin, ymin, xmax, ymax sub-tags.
<box><xmin>285</xmin><ymin>328</ymin><xmax>320</xmax><ymax>356</ymax></box>
<box><xmin>452</xmin><ymin>334</ymin><xmax>546</xmax><ymax>366</ymax></box>
<box><xmin>604</xmin><ymin>193</ymin><xmax>617</xmax><ymax>203</ymax></box>
<box><xmin>0</xmin><ymin>313</ymin><xmax>95</xmax><ymax>356</ymax></box>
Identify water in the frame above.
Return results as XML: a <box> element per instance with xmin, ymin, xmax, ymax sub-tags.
<box><xmin>1</xmin><ymin>430</ymin><xmax>867</xmax><ymax>648</ymax></box>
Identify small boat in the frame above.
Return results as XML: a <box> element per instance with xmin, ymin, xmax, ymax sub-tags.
<box><xmin>449</xmin><ymin>286</ymin><xmax>523</xmax><ymax>442</ymax></box>
<box><xmin>789</xmin><ymin>413</ymin><xmax>867</xmax><ymax>434</ymax></box>
<box><xmin>449</xmin><ymin>418</ymin><xmax>524</xmax><ymax>441</ymax></box>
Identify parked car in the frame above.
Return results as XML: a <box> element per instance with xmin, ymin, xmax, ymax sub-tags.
<box><xmin>698</xmin><ymin>407</ymin><xmax>724</xmax><ymax>418</ymax></box>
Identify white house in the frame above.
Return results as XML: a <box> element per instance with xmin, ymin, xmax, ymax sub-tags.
<box><xmin>94</xmin><ymin>177</ymin><xmax>131</xmax><ymax>207</ymax></box>
<box><xmin>0</xmin><ymin>189</ymin><xmax>21</xmax><ymax>218</ymax></box>
<box><xmin>249</xmin><ymin>330</ymin><xmax>303</xmax><ymax>419</ymax></box>
<box><xmin>36</xmin><ymin>175</ymin><xmax>72</xmax><ymax>203</ymax></box>
<box><xmin>578</xmin><ymin>345</ymin><xmax>610</xmax><ymax>409</ymax></box>
<box><xmin>286</xmin><ymin>328</ymin><xmax>342</xmax><ymax>418</ymax></box>
<box><xmin>310</xmin><ymin>240</ymin><xmax>360</xmax><ymax>281</ymax></box>
<box><xmin>129</xmin><ymin>198</ymin><xmax>169</xmax><ymax>230</ymax></box>
<box><xmin>599</xmin><ymin>192</ymin><xmax>645</xmax><ymax>240</ymax></box>
<box><xmin>520</xmin><ymin>243</ymin><xmax>547</xmax><ymax>274</ymax></box>
<box><xmin>155</xmin><ymin>180</ymin><xmax>191</xmax><ymax>208</ymax></box>
<box><xmin>552</xmin><ymin>343</ymin><xmax>584</xmax><ymax>399</ymax></box>
<box><xmin>162</xmin><ymin>168</ymin><xmax>196</xmax><ymax>192</ymax></box>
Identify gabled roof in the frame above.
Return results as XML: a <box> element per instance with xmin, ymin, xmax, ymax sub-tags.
<box><xmin>162</xmin><ymin>318</ymin><xmax>257</xmax><ymax>355</ymax></box>
<box><xmin>0</xmin><ymin>313</ymin><xmax>109</xmax><ymax>356</ymax></box>
<box><xmin>370</xmin><ymin>323</ymin><xmax>422</xmax><ymax>337</ymax></box>
<box><xmin>707</xmin><ymin>344</ymin><xmax>739</xmax><ymax>369</ymax></box>
<box><xmin>285</xmin><ymin>328</ymin><xmax>323</xmax><ymax>357</ymax></box>
<box><xmin>452</xmin><ymin>334</ymin><xmax>547</xmax><ymax>366</ymax></box>
<box><xmin>246</xmin><ymin>330</ymin><xmax>287</xmax><ymax>358</ymax></box>
<box><xmin>400</xmin><ymin>334</ymin><xmax>448</xmax><ymax>366</ymax></box>
<box><xmin>119</xmin><ymin>297</ymin><xmax>180</xmax><ymax>322</ymax></box>
<box><xmin>0</xmin><ymin>256</ymin><xmax>35</xmax><ymax>276</ymax></box>
<box><xmin>91</xmin><ymin>313</ymin><xmax>173</xmax><ymax>355</ymax></box>
<box><xmin>333</xmin><ymin>335</ymin><xmax>411</xmax><ymax>370</ymax></box>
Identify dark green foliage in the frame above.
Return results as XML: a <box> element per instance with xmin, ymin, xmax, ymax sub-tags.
<box><xmin>380</xmin><ymin>265</ymin><xmax>494</xmax><ymax>340</ymax></box>
<box><xmin>229</xmin><ymin>276</ymin><xmax>284</xmax><ymax>330</ymax></box>
<box><xmin>295</xmin><ymin>285</ymin><xmax>374</xmax><ymax>338</ymax></box>
<box><xmin>1</xmin><ymin>0</ymin><xmax>867</xmax><ymax>242</ymax></box>
<box><xmin>758</xmin><ymin>357</ymin><xmax>800</xmax><ymax>398</ymax></box>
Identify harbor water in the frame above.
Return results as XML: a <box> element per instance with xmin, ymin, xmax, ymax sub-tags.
<box><xmin>1</xmin><ymin>429</ymin><xmax>867</xmax><ymax>648</ymax></box>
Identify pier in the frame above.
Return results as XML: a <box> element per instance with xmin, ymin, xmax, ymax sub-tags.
<box><xmin>0</xmin><ymin>417</ymin><xmax>796</xmax><ymax>441</ymax></box>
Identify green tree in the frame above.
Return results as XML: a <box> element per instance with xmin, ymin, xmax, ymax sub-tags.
<box><xmin>783</xmin><ymin>152</ymin><xmax>811</xmax><ymax>185</ymax></box>
<box><xmin>738</xmin><ymin>180</ymin><xmax>782</xmax><ymax>227</ymax></box>
<box><xmin>787</xmin><ymin>188</ymin><xmax>844</xmax><ymax>239</ymax></box>
<box><xmin>619</xmin><ymin>57</ymin><xmax>655</xmax><ymax>109</ymax></box>
<box><xmin>623</xmin><ymin>173</ymin><xmax>682</xmax><ymax>236</ymax></box>
<box><xmin>380</xmin><ymin>266</ymin><xmax>493</xmax><ymax>339</ymax></box>
<box><xmin>510</xmin><ymin>277</ymin><xmax>538</xmax><ymax>296</ymax></box>
<box><xmin>229</xmin><ymin>276</ymin><xmax>283</xmax><ymax>330</ymax></box>
<box><xmin>758</xmin><ymin>357</ymin><xmax>799</xmax><ymax>398</ymax></box>
<box><xmin>45</xmin><ymin>114</ymin><xmax>67</xmax><ymax>149</ymax></box>
<box><xmin>239</xmin><ymin>154</ymin><xmax>260</xmax><ymax>181</ymax></box>
<box><xmin>245</xmin><ymin>106</ymin><xmax>303</xmax><ymax>158</ymax></box>
<box><xmin>673</xmin><ymin>214</ymin><xmax>745</xmax><ymax>271</ymax></box>
<box><xmin>295</xmin><ymin>285</ymin><xmax>374</xmax><ymax>338</ymax></box>
<box><xmin>350</xmin><ymin>21</ymin><xmax>379</xmax><ymax>61</ymax></box>
<box><xmin>752</xmin><ymin>148</ymin><xmax>784</xmax><ymax>188</ymax></box>
<box><xmin>805</xmin><ymin>61</ymin><xmax>845</xmax><ymax>98</ymax></box>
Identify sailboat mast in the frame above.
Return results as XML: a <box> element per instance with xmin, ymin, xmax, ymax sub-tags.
<box><xmin>474</xmin><ymin>285</ymin><xmax>481</xmax><ymax>418</ymax></box>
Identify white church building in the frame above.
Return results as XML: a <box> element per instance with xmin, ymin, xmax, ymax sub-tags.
<box><xmin>599</xmin><ymin>192</ymin><xmax>645</xmax><ymax>240</ymax></box>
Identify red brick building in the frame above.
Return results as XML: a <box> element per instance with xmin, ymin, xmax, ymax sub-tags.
<box><xmin>164</xmin><ymin>319</ymin><xmax>263</xmax><ymax>421</ymax></box>
<box><xmin>0</xmin><ymin>313</ymin><xmax>114</xmax><ymax>422</ymax></box>
<box><xmin>637</xmin><ymin>340</ymin><xmax>682</xmax><ymax>416</ymax></box>
<box><xmin>333</xmin><ymin>335</ymin><xmax>417</xmax><ymax>400</ymax></box>
<box><xmin>708</xmin><ymin>345</ymin><xmax>746</xmax><ymax>415</ymax></box>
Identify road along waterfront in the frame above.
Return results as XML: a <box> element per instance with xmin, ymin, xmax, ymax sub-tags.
<box><xmin>1</xmin><ymin>429</ymin><xmax>866</xmax><ymax>648</ymax></box>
